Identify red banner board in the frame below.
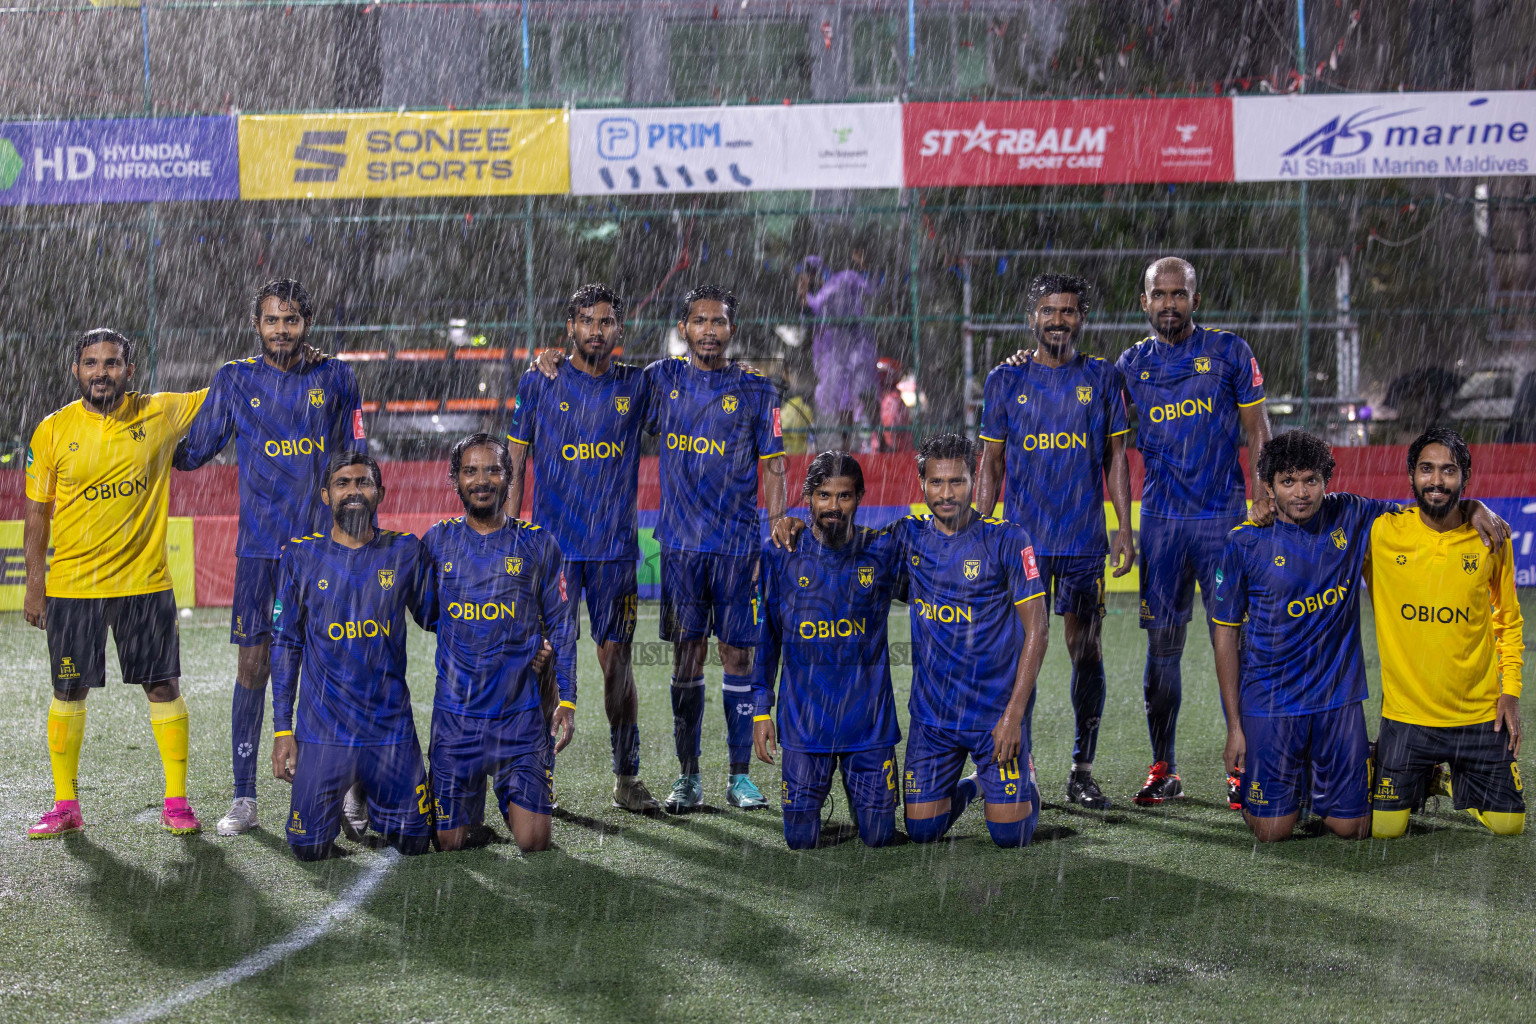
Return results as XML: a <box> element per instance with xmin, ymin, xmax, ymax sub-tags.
<box><xmin>903</xmin><ymin>98</ymin><xmax>1233</xmax><ymax>187</ymax></box>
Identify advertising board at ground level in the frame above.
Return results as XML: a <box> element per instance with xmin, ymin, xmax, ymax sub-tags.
<box><xmin>0</xmin><ymin>116</ymin><xmax>238</xmax><ymax>205</ymax></box>
<box><xmin>903</xmin><ymin>98</ymin><xmax>1232</xmax><ymax>187</ymax></box>
<box><xmin>1233</xmin><ymin>91</ymin><xmax>1536</xmax><ymax>181</ymax></box>
<box><xmin>238</xmin><ymin>110</ymin><xmax>568</xmax><ymax>199</ymax></box>
<box><xmin>569</xmin><ymin>103</ymin><xmax>903</xmax><ymax>195</ymax></box>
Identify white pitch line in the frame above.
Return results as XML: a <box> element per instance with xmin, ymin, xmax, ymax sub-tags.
<box><xmin>104</xmin><ymin>848</ymin><xmax>401</xmax><ymax>1024</ymax></box>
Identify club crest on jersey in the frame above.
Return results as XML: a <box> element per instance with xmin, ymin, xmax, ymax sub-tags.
<box><xmin>308</xmin><ymin>388</ymin><xmax>325</xmax><ymax>407</ymax></box>
<box><xmin>130</xmin><ymin>426</ymin><xmax>146</xmax><ymax>442</ymax></box>
<box><xmin>1331</xmin><ymin>528</ymin><xmax>1348</xmax><ymax>551</ymax></box>
<box><xmin>378</xmin><ymin>570</ymin><xmax>394</xmax><ymax>590</ymax></box>
<box><xmin>963</xmin><ymin>559</ymin><xmax>980</xmax><ymax>581</ymax></box>
<box><xmin>722</xmin><ymin>395</ymin><xmax>739</xmax><ymax>414</ymax></box>
<box><xmin>615</xmin><ymin>396</ymin><xmax>631</xmax><ymax>415</ymax></box>
<box><xmin>1076</xmin><ymin>385</ymin><xmax>1092</xmax><ymax>405</ymax></box>
<box><xmin>1194</xmin><ymin>356</ymin><xmax>1211</xmax><ymax>374</ymax></box>
<box><xmin>506</xmin><ymin>557</ymin><xmax>523</xmax><ymax>576</ymax></box>
<box><xmin>1463</xmin><ymin>553</ymin><xmax>1479</xmax><ymax>574</ymax></box>
<box><xmin>858</xmin><ymin>566</ymin><xmax>874</xmax><ymax>588</ymax></box>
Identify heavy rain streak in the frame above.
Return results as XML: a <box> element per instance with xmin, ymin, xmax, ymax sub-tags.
<box><xmin>0</xmin><ymin>4</ymin><xmax>1533</xmax><ymax>1024</ymax></box>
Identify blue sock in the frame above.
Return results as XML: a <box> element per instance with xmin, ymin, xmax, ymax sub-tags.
<box><xmin>722</xmin><ymin>673</ymin><xmax>755</xmax><ymax>774</ymax></box>
<box><xmin>906</xmin><ymin>812</ymin><xmax>952</xmax><ymax>844</ymax></box>
<box><xmin>855</xmin><ymin>808</ymin><xmax>895</xmax><ymax>848</ymax></box>
<box><xmin>671</xmin><ymin>678</ymin><xmax>704</xmax><ymax>775</ymax></box>
<box><xmin>1070</xmin><ymin>657</ymin><xmax>1107</xmax><ymax>766</ymax></box>
<box><xmin>952</xmin><ymin>775</ymin><xmax>981</xmax><ymax>819</ymax></box>
<box><xmin>231</xmin><ymin>682</ymin><xmax>265</xmax><ymax>800</ymax></box>
<box><xmin>1144</xmin><ymin>624</ymin><xmax>1187</xmax><ymax>769</ymax></box>
<box><xmin>986</xmin><ymin>783</ymin><xmax>1040</xmax><ymax>848</ymax></box>
<box><xmin>611</xmin><ymin>722</ymin><xmax>640</xmax><ymax>777</ymax></box>
<box><xmin>783</xmin><ymin>810</ymin><xmax>820</xmax><ymax>850</ymax></box>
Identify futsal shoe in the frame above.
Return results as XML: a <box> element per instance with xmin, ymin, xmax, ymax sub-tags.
<box><xmin>613</xmin><ymin>775</ymin><xmax>662</xmax><ymax>813</ymax></box>
<box><xmin>27</xmin><ymin>800</ymin><xmax>84</xmax><ymax>839</ymax></box>
<box><xmin>664</xmin><ymin>773</ymin><xmax>704</xmax><ymax>813</ymax></box>
<box><xmin>1066</xmin><ymin>770</ymin><xmax>1113</xmax><ymax>810</ymax></box>
<box><xmin>1226</xmin><ymin>772</ymin><xmax>1244</xmax><ymax>811</ymax></box>
<box><xmin>161</xmin><ymin>798</ymin><xmax>202</xmax><ymax>835</ymax></box>
<box><xmin>1132</xmin><ymin>762</ymin><xmax>1185</xmax><ymax>806</ymax></box>
<box><xmin>727</xmin><ymin>774</ymin><xmax>770</xmax><ymax>809</ymax></box>
<box><xmin>216</xmin><ymin>797</ymin><xmax>258</xmax><ymax>836</ymax></box>
<box><xmin>341</xmin><ymin>782</ymin><xmax>370</xmax><ymax>840</ymax></box>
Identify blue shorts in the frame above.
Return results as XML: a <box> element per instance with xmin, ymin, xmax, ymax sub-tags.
<box><xmin>1138</xmin><ymin>513</ymin><xmax>1243</xmax><ymax>629</ymax></box>
<box><xmin>287</xmin><ymin>737</ymin><xmax>431</xmax><ymax>850</ymax></box>
<box><xmin>659</xmin><ymin>549</ymin><xmax>758</xmax><ymax>647</ymax></box>
<box><xmin>232</xmin><ymin>556</ymin><xmax>280</xmax><ymax>647</ymax></box>
<box><xmin>1037</xmin><ymin>554</ymin><xmax>1106</xmax><ymax>618</ymax></box>
<box><xmin>780</xmin><ymin>747</ymin><xmax>898</xmax><ymax>817</ymax></box>
<box><xmin>1242</xmin><ymin>703</ymin><xmax>1370</xmax><ymax>820</ymax></box>
<box><xmin>903</xmin><ymin>719</ymin><xmax>1037</xmax><ymax>807</ymax></box>
<box><xmin>429</xmin><ymin>706</ymin><xmax>554</xmax><ymax>827</ymax></box>
<box><xmin>564</xmin><ymin>559</ymin><xmax>639</xmax><ymax>644</ymax></box>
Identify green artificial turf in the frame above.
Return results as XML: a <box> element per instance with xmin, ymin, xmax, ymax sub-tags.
<box><xmin>0</xmin><ymin>594</ymin><xmax>1531</xmax><ymax>1023</ymax></box>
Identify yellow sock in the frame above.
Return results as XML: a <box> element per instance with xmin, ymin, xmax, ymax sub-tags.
<box><xmin>1469</xmin><ymin>809</ymin><xmax>1525</xmax><ymax>836</ymax></box>
<box><xmin>1371</xmin><ymin>809</ymin><xmax>1409</xmax><ymax>839</ymax></box>
<box><xmin>149</xmin><ymin>697</ymin><xmax>189</xmax><ymax>800</ymax></box>
<box><xmin>46</xmin><ymin>699</ymin><xmax>87</xmax><ymax>802</ymax></box>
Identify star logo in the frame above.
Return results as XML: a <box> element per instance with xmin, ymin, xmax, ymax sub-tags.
<box><xmin>669</xmin><ymin>389</ymin><xmax>679</xmax><ymax>400</ymax></box>
<box><xmin>442</xmin><ymin>561</ymin><xmax>453</xmax><ymax>573</ymax></box>
<box><xmin>250</xmin><ymin>397</ymin><xmax>261</xmax><ymax>408</ymax></box>
<box><xmin>1395</xmin><ymin>554</ymin><xmax>1407</xmax><ymax>565</ymax></box>
<box><xmin>797</xmin><ymin>575</ymin><xmax>810</xmax><ymax>588</ymax></box>
<box><xmin>559</xmin><ymin>401</ymin><xmax>569</xmax><ymax>412</ymax></box>
<box><xmin>237</xmin><ymin>742</ymin><xmax>253</xmax><ymax>758</ymax></box>
<box><xmin>68</xmin><ymin>442</ymin><xmax>79</xmax><ymax>452</ymax></box>
<box><xmin>910</xmin><ymin>555</ymin><xmax>920</xmax><ymax>566</ymax></box>
<box><xmin>317</xmin><ymin>579</ymin><xmax>328</xmax><ymax>590</ymax></box>
<box><xmin>960</xmin><ymin>119</ymin><xmax>999</xmax><ymax>153</ymax></box>
<box><xmin>1016</xmin><ymin>393</ymin><xmax>1028</xmax><ymax>404</ymax></box>
<box><xmin>1141</xmin><ymin>371</ymin><xmax>1150</xmax><ymax>380</ymax></box>
<box><xmin>1273</xmin><ymin>555</ymin><xmax>1285</xmax><ymax>567</ymax></box>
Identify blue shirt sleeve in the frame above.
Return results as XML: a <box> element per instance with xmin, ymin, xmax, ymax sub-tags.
<box><xmin>508</xmin><ymin>371</ymin><xmax>539</xmax><ymax>446</ymax></box>
<box><xmin>1230</xmin><ymin>334</ymin><xmax>1266</xmax><ymax>408</ymax></box>
<box><xmin>1002</xmin><ymin>524</ymin><xmax>1047</xmax><ymax>607</ymax></box>
<box><xmin>338</xmin><ymin>364</ymin><xmax>367</xmax><ymax>454</ymax></box>
<box><xmin>1209</xmin><ymin>535</ymin><xmax>1249</xmax><ymax>628</ymax></box>
<box><xmin>269</xmin><ymin>550</ymin><xmax>305</xmax><ymax>734</ymax></box>
<box><xmin>174</xmin><ymin>364</ymin><xmax>235</xmax><ymax>471</ymax></box>
<box><xmin>751</xmin><ymin>544</ymin><xmax>781</xmax><ymax>716</ymax></box>
<box><xmin>540</xmin><ymin>539</ymin><xmax>578</xmax><ymax>704</ymax></box>
<box><xmin>978</xmin><ymin>367</ymin><xmax>1008</xmax><ymax>444</ymax></box>
<box><xmin>407</xmin><ymin>538</ymin><xmax>438</xmax><ymax>632</ymax></box>
<box><xmin>754</xmin><ymin>378</ymin><xmax>785</xmax><ymax>459</ymax></box>
<box><xmin>1106</xmin><ymin>364</ymin><xmax>1130</xmax><ymax>438</ymax></box>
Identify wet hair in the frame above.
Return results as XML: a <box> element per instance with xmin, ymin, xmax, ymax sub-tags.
<box><xmin>916</xmin><ymin>433</ymin><xmax>978</xmax><ymax>478</ymax></box>
<box><xmin>1026</xmin><ymin>274</ymin><xmax>1092</xmax><ymax>317</ymax></box>
<box><xmin>251</xmin><ymin>278</ymin><xmax>314</xmax><ymax>326</ymax></box>
<box><xmin>1407</xmin><ymin>427</ymin><xmax>1472</xmax><ymax>480</ymax></box>
<box><xmin>73</xmin><ymin>328</ymin><xmax>134</xmax><ymax>365</ymax></box>
<box><xmin>802</xmin><ymin>450</ymin><xmax>866</xmax><ymax>499</ymax></box>
<box><xmin>567</xmin><ymin>283</ymin><xmax>626</xmax><ymax>323</ymax></box>
<box><xmin>324</xmin><ymin>451</ymin><xmax>382</xmax><ymax>490</ymax></box>
<box><xmin>1257</xmin><ymin>430</ymin><xmax>1335</xmax><ymax>486</ymax></box>
<box><xmin>680</xmin><ymin>284</ymin><xmax>738</xmax><ymax>325</ymax></box>
<box><xmin>448</xmin><ymin>432</ymin><xmax>512</xmax><ymax>480</ymax></box>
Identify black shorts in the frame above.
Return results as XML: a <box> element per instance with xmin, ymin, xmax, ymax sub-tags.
<box><xmin>1373</xmin><ymin>717</ymin><xmax>1525</xmax><ymax>815</ymax></box>
<box><xmin>46</xmin><ymin>590</ymin><xmax>182</xmax><ymax>689</ymax></box>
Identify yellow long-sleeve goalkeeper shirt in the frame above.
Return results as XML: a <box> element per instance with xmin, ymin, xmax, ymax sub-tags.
<box><xmin>1368</xmin><ymin>507</ymin><xmax>1523</xmax><ymax>727</ymax></box>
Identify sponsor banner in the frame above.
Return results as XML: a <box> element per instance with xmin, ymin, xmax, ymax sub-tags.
<box><xmin>238</xmin><ymin>110</ymin><xmax>568</xmax><ymax>199</ymax></box>
<box><xmin>0</xmin><ymin>117</ymin><xmax>238</xmax><ymax>205</ymax></box>
<box><xmin>0</xmin><ymin>517</ymin><xmax>194</xmax><ymax>609</ymax></box>
<box><xmin>570</xmin><ymin>103</ymin><xmax>902</xmax><ymax>195</ymax></box>
<box><xmin>1486</xmin><ymin>499</ymin><xmax>1536</xmax><ymax>588</ymax></box>
<box><xmin>1233</xmin><ymin>91</ymin><xmax>1536</xmax><ymax>181</ymax></box>
<box><xmin>903</xmin><ymin>98</ymin><xmax>1232</xmax><ymax>187</ymax></box>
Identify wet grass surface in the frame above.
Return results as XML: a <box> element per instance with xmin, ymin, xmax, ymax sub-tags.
<box><xmin>1</xmin><ymin>593</ymin><xmax>1531</xmax><ymax>1023</ymax></box>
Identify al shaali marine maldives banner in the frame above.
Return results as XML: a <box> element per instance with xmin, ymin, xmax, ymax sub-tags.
<box><xmin>1233</xmin><ymin>91</ymin><xmax>1534</xmax><ymax>181</ymax></box>
<box><xmin>569</xmin><ymin>103</ymin><xmax>903</xmax><ymax>195</ymax></box>
<box><xmin>238</xmin><ymin>109</ymin><xmax>569</xmax><ymax>199</ymax></box>
<box><xmin>0</xmin><ymin>116</ymin><xmax>238</xmax><ymax>205</ymax></box>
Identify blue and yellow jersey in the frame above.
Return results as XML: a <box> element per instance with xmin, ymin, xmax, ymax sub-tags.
<box><xmin>174</xmin><ymin>356</ymin><xmax>366</xmax><ymax>559</ymax></box>
<box><xmin>646</xmin><ymin>357</ymin><xmax>784</xmax><ymax>555</ymax></box>
<box><xmin>507</xmin><ymin>362</ymin><xmax>648</xmax><ymax>562</ymax></box>
<box><xmin>1368</xmin><ymin>508</ymin><xmax>1524</xmax><ymax>727</ymax></box>
<box><xmin>270</xmin><ymin>530</ymin><xmax>436</xmax><ymax>746</ymax></box>
<box><xmin>422</xmin><ymin>515</ymin><xmax>577</xmax><ymax>718</ymax></box>
<box><xmin>887</xmin><ymin>513</ymin><xmax>1046</xmax><ymax>732</ymax></box>
<box><xmin>752</xmin><ymin>526</ymin><xmax>903</xmax><ymax>754</ymax></box>
<box><xmin>27</xmin><ymin>390</ymin><xmax>207</xmax><ymax>598</ymax></box>
<box><xmin>1209</xmin><ymin>492</ymin><xmax>1399</xmax><ymax>717</ymax></box>
<box><xmin>979</xmin><ymin>353</ymin><xmax>1128</xmax><ymax>556</ymax></box>
<box><xmin>1116</xmin><ymin>326</ymin><xmax>1266</xmax><ymax>520</ymax></box>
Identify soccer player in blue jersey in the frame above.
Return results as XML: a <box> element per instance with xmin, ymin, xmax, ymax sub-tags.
<box><xmin>426</xmin><ymin>434</ymin><xmax>576</xmax><ymax>853</ymax></box>
<box><xmin>175</xmin><ymin>278</ymin><xmax>367</xmax><ymax>837</ymax></box>
<box><xmin>508</xmin><ymin>285</ymin><xmax>659</xmax><ymax>813</ymax></box>
<box><xmin>975</xmin><ymin>274</ymin><xmax>1133</xmax><ymax>811</ymax></box>
<box><xmin>752</xmin><ymin>451</ymin><xmax>903</xmax><ymax>849</ymax></box>
<box><xmin>269</xmin><ymin>453</ymin><xmax>436</xmax><ymax>860</ymax></box>
<box><xmin>1116</xmin><ymin>257</ymin><xmax>1272</xmax><ymax>807</ymax></box>
<box><xmin>894</xmin><ymin>435</ymin><xmax>1050</xmax><ymax>847</ymax></box>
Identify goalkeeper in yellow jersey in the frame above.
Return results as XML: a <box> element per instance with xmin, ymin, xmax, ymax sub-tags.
<box><xmin>1369</xmin><ymin>428</ymin><xmax>1524</xmax><ymax>838</ymax></box>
